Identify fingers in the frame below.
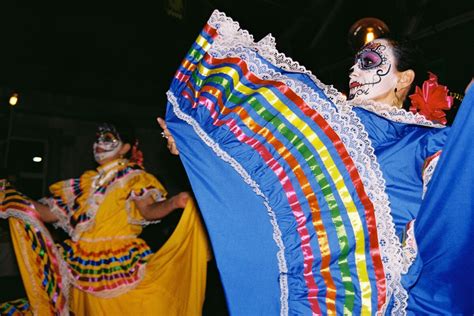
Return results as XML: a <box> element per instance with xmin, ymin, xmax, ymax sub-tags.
<box><xmin>157</xmin><ymin>117</ymin><xmax>167</xmax><ymax>129</ymax></box>
<box><xmin>168</xmin><ymin>144</ymin><xmax>179</xmax><ymax>155</ymax></box>
<box><xmin>166</xmin><ymin>137</ymin><xmax>175</xmax><ymax>149</ymax></box>
<box><xmin>180</xmin><ymin>191</ymin><xmax>191</xmax><ymax>199</ymax></box>
<box><xmin>173</xmin><ymin>191</ymin><xmax>191</xmax><ymax>209</ymax></box>
<box><xmin>157</xmin><ymin>117</ymin><xmax>180</xmax><ymax>155</ymax></box>
<box><xmin>157</xmin><ymin>117</ymin><xmax>171</xmax><ymax>136</ymax></box>
<box><xmin>180</xmin><ymin>192</ymin><xmax>191</xmax><ymax>206</ymax></box>
<box><xmin>166</xmin><ymin>135</ymin><xmax>179</xmax><ymax>155</ymax></box>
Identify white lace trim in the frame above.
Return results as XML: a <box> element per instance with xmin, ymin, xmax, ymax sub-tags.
<box><xmin>78</xmin><ymin>234</ymin><xmax>137</xmax><ymax>242</ymax></box>
<box><xmin>401</xmin><ymin>220</ymin><xmax>418</xmax><ymax>274</ymax></box>
<box><xmin>347</xmin><ymin>100</ymin><xmax>447</xmax><ymax>128</ymax></box>
<box><xmin>71</xmin><ymin>170</ymin><xmax>152</xmax><ymax>241</ymax></box>
<box><xmin>1</xmin><ymin>209</ymin><xmax>70</xmax><ymax>316</ymax></box>
<box><xmin>71</xmin><ymin>169</ymin><xmax>145</xmax><ymax>242</ymax></box>
<box><xmin>422</xmin><ymin>152</ymin><xmax>441</xmax><ymax>199</ymax></box>
<box><xmin>167</xmin><ymin>91</ymin><xmax>289</xmax><ymax>316</ymax></box>
<box><xmin>42</xmin><ymin>168</ymin><xmax>160</xmax><ymax>239</ymax></box>
<box><xmin>209</xmin><ymin>11</ymin><xmax>443</xmax><ymax>131</ymax></box>
<box><xmin>178</xmin><ymin>9</ymin><xmax>409</xmax><ymax>315</ymax></box>
<box><xmin>39</xmin><ymin>196</ymin><xmax>74</xmax><ymax>236</ymax></box>
<box><xmin>208</xmin><ymin>10</ymin><xmax>347</xmax><ymax>107</ymax></box>
<box><xmin>126</xmin><ymin>188</ymin><xmax>164</xmax><ymax>226</ymax></box>
<box><xmin>1</xmin><ymin>182</ymin><xmax>151</xmax><ymax>303</ymax></box>
<box><xmin>206</xmin><ymin>15</ymin><xmax>404</xmax><ymax>315</ymax></box>
<box><xmin>62</xmin><ymin>180</ymin><xmax>77</xmax><ymax>205</ymax></box>
<box><xmin>38</xmin><ymin>177</ymin><xmax>84</xmax><ymax>235</ymax></box>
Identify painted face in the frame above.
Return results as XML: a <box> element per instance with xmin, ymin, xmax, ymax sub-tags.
<box><xmin>93</xmin><ymin>124</ymin><xmax>123</xmax><ymax>164</ymax></box>
<box><xmin>348</xmin><ymin>39</ymin><xmax>399</xmax><ymax>102</ymax></box>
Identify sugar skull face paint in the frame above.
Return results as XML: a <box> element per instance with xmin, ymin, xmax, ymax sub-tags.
<box><xmin>348</xmin><ymin>39</ymin><xmax>399</xmax><ymax>102</ymax></box>
<box><xmin>93</xmin><ymin>124</ymin><xmax>123</xmax><ymax>164</ymax></box>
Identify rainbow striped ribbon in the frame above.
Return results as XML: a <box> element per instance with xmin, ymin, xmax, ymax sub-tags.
<box><xmin>1</xmin><ymin>185</ymin><xmax>68</xmax><ymax>315</ymax></box>
<box><xmin>167</xmin><ymin>13</ymin><xmax>386</xmax><ymax>315</ymax></box>
<box><xmin>0</xmin><ymin>298</ymin><xmax>31</xmax><ymax>316</ymax></box>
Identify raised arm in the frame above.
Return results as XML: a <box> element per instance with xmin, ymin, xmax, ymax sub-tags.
<box><xmin>134</xmin><ymin>191</ymin><xmax>190</xmax><ymax>221</ymax></box>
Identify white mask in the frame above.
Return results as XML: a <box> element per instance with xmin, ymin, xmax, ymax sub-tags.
<box><xmin>93</xmin><ymin>130</ymin><xmax>123</xmax><ymax>164</ymax></box>
<box><xmin>348</xmin><ymin>39</ymin><xmax>398</xmax><ymax>102</ymax></box>
<box><xmin>93</xmin><ymin>141</ymin><xmax>122</xmax><ymax>163</ymax></box>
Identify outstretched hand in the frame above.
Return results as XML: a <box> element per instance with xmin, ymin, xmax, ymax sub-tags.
<box><xmin>171</xmin><ymin>191</ymin><xmax>191</xmax><ymax>209</ymax></box>
<box><xmin>157</xmin><ymin>117</ymin><xmax>179</xmax><ymax>155</ymax></box>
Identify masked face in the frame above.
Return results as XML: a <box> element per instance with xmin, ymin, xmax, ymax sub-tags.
<box><xmin>93</xmin><ymin>125</ymin><xmax>123</xmax><ymax>164</ymax></box>
<box><xmin>348</xmin><ymin>39</ymin><xmax>399</xmax><ymax>102</ymax></box>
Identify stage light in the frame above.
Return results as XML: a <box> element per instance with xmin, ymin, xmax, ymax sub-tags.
<box><xmin>365</xmin><ymin>27</ymin><xmax>375</xmax><ymax>44</ymax></box>
<box><xmin>33</xmin><ymin>156</ymin><xmax>42</xmax><ymax>163</ymax></box>
<box><xmin>9</xmin><ymin>93</ymin><xmax>19</xmax><ymax>106</ymax></box>
<box><xmin>348</xmin><ymin>18</ymin><xmax>390</xmax><ymax>52</ymax></box>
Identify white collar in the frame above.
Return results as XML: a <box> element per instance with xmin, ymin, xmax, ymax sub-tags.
<box><xmin>347</xmin><ymin>99</ymin><xmax>446</xmax><ymax>128</ymax></box>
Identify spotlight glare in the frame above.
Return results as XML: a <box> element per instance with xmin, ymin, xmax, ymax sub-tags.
<box><xmin>365</xmin><ymin>28</ymin><xmax>375</xmax><ymax>44</ymax></box>
<box><xmin>9</xmin><ymin>93</ymin><xmax>19</xmax><ymax>106</ymax></box>
<box><xmin>348</xmin><ymin>18</ymin><xmax>390</xmax><ymax>52</ymax></box>
<box><xmin>33</xmin><ymin>156</ymin><xmax>42</xmax><ymax>163</ymax></box>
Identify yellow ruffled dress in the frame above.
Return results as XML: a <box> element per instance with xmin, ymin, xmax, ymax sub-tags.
<box><xmin>3</xmin><ymin>159</ymin><xmax>210</xmax><ymax>315</ymax></box>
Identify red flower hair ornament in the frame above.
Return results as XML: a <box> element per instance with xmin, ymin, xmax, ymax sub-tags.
<box><xmin>409</xmin><ymin>72</ymin><xmax>453</xmax><ymax>125</ymax></box>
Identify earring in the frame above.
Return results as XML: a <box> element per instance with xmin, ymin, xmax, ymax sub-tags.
<box><xmin>392</xmin><ymin>87</ymin><xmax>402</xmax><ymax>108</ymax></box>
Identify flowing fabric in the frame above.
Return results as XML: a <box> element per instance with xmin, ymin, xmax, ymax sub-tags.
<box><xmin>405</xmin><ymin>85</ymin><xmax>474</xmax><ymax>314</ymax></box>
<box><xmin>69</xmin><ymin>198</ymin><xmax>210</xmax><ymax>316</ymax></box>
<box><xmin>166</xmin><ymin>10</ymin><xmax>468</xmax><ymax>315</ymax></box>
<box><xmin>1</xmin><ymin>160</ymin><xmax>211</xmax><ymax>315</ymax></box>
<box><xmin>0</xmin><ymin>298</ymin><xmax>32</xmax><ymax>316</ymax></box>
<box><xmin>1</xmin><ymin>183</ymin><xmax>69</xmax><ymax>315</ymax></box>
<box><xmin>166</xmin><ymin>10</ymin><xmax>405</xmax><ymax>315</ymax></box>
<box><xmin>351</xmin><ymin>106</ymin><xmax>448</xmax><ymax>237</ymax></box>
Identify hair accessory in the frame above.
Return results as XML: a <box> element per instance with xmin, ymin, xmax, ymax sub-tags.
<box><xmin>130</xmin><ymin>139</ymin><xmax>144</xmax><ymax>167</ymax></box>
<box><xmin>409</xmin><ymin>72</ymin><xmax>453</xmax><ymax>125</ymax></box>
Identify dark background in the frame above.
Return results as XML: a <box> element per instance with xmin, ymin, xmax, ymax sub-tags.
<box><xmin>0</xmin><ymin>1</ymin><xmax>472</xmax><ymax>111</ymax></box>
<box><xmin>0</xmin><ymin>0</ymin><xmax>472</xmax><ymax>195</ymax></box>
<box><xmin>0</xmin><ymin>0</ymin><xmax>473</xmax><ymax>314</ymax></box>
